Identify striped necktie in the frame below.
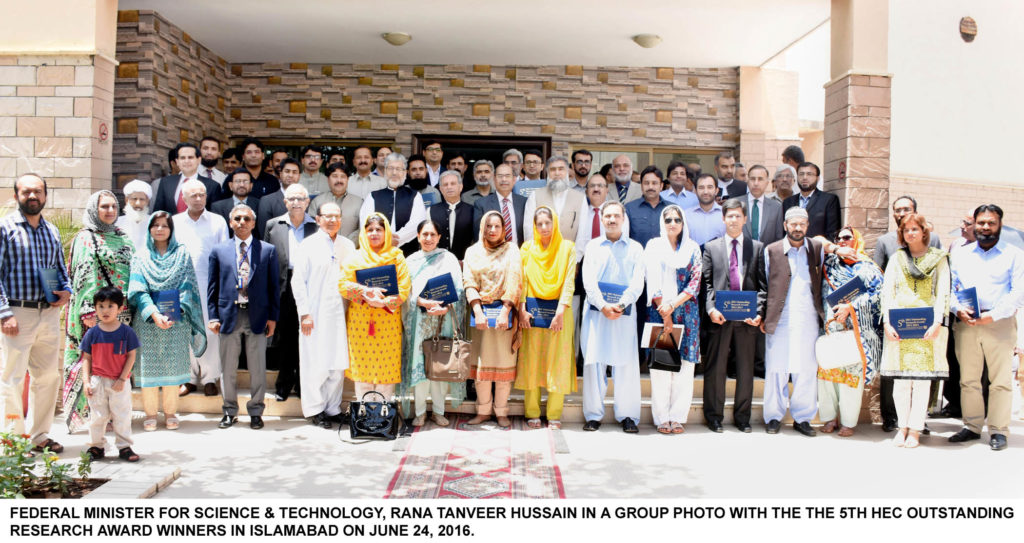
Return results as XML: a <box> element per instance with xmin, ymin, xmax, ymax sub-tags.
<box><xmin>501</xmin><ymin>198</ymin><xmax>513</xmax><ymax>242</ymax></box>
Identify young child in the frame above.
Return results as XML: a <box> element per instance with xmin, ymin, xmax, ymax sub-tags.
<box><xmin>80</xmin><ymin>286</ymin><xmax>141</xmax><ymax>462</ymax></box>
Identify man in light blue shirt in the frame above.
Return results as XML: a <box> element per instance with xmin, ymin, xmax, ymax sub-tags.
<box><xmin>948</xmin><ymin>204</ymin><xmax>1024</xmax><ymax>451</ymax></box>
<box><xmin>660</xmin><ymin>160</ymin><xmax>697</xmax><ymax>210</ymax></box>
<box><xmin>684</xmin><ymin>174</ymin><xmax>725</xmax><ymax>247</ymax></box>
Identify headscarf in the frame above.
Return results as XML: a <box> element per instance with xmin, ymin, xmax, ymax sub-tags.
<box><xmin>348</xmin><ymin>212</ymin><xmax>404</xmax><ymax>269</ymax></box>
<box><xmin>82</xmin><ymin>190</ymin><xmax>121</xmax><ymax>233</ymax></box>
<box><xmin>521</xmin><ymin>206</ymin><xmax>575</xmax><ymax>300</ymax></box>
<box><xmin>477</xmin><ymin>210</ymin><xmax>509</xmax><ymax>253</ymax></box>
<box><xmin>464</xmin><ymin>210</ymin><xmax>521</xmax><ymax>304</ymax></box>
<box><xmin>836</xmin><ymin>225</ymin><xmax>873</xmax><ymax>266</ymax></box>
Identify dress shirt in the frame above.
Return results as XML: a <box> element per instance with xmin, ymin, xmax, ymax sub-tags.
<box><xmin>286</xmin><ymin>214</ymin><xmax>317</xmax><ymax>269</ymax></box>
<box><xmin>357</xmin><ymin>188</ymin><xmax>428</xmax><ymax>247</ymax></box>
<box><xmin>726</xmin><ymin>233</ymin><xmax>745</xmax><ymax>278</ymax></box>
<box><xmin>660</xmin><ymin>188</ymin><xmax>697</xmax><ymax>210</ymax></box>
<box><xmin>173</xmin><ymin>173</ymin><xmax>198</xmax><ymax>206</ymax></box>
<box><xmin>684</xmin><ymin>204</ymin><xmax>726</xmax><ymax>246</ymax></box>
<box><xmin>347</xmin><ymin>173</ymin><xmax>387</xmax><ymax>200</ymax></box>
<box><xmin>624</xmin><ymin>197</ymin><xmax>668</xmax><ymax>249</ymax></box>
<box><xmin>299</xmin><ymin>172</ymin><xmax>329</xmax><ymax>197</ymax></box>
<box><xmin>200</xmin><ymin>166</ymin><xmax>226</xmax><ymax>185</ymax></box>
<box><xmin>0</xmin><ymin>213</ymin><xmax>72</xmax><ymax>317</ymax></box>
<box><xmin>427</xmin><ymin>164</ymin><xmax>442</xmax><ymax>187</ymax></box>
<box><xmin>461</xmin><ymin>186</ymin><xmax>492</xmax><ymax>206</ymax></box>
<box><xmin>950</xmin><ymin>239</ymin><xmax>1024</xmax><ymax>321</ymax></box>
<box><xmin>571</xmin><ymin>180</ymin><xmax>588</xmax><ymax>194</ymax></box>
<box><xmin>572</xmin><ymin>203</ymin><xmax>631</xmax><ymax>261</ymax></box>
<box><xmin>718</xmin><ymin>179</ymin><xmax>734</xmax><ymax>194</ymax></box>
<box><xmin>172</xmin><ymin>210</ymin><xmax>229</xmax><ymax>286</ymax></box>
<box><xmin>497</xmin><ymin>193</ymin><xmax>520</xmax><ymax>246</ymax></box>
<box><xmin>764</xmin><ymin>239</ymin><xmax>825</xmax><ymax>277</ymax></box>
<box><xmin>799</xmin><ymin>190</ymin><xmax>814</xmax><ymax>209</ymax></box>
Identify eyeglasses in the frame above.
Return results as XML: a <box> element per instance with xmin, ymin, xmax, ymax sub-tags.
<box><xmin>285</xmin><ymin>197</ymin><xmax>308</xmax><ymax>202</ymax></box>
<box><xmin>664</xmin><ymin>217</ymin><xmax>683</xmax><ymax>224</ymax></box>
<box><xmin>319</xmin><ymin>214</ymin><xmax>341</xmax><ymax>219</ymax></box>
<box><xmin>385</xmin><ymin>166</ymin><xmax>406</xmax><ymax>173</ymax></box>
<box><xmin>425</xmin><ymin>146</ymin><xmax>442</xmax><ymax>152</ymax></box>
<box><xmin>574</xmin><ymin>159</ymin><xmax>592</xmax><ymax>165</ymax></box>
<box><xmin>231</xmin><ymin>216</ymin><xmax>253</xmax><ymax>222</ymax></box>
<box><xmin>837</xmin><ymin>235</ymin><xmax>854</xmax><ymax>241</ymax></box>
<box><xmin>524</xmin><ymin>160</ymin><xmax>543</xmax><ymax>166</ymax></box>
<box><xmin>303</xmin><ymin>154</ymin><xmax>321</xmax><ymax>160</ymax></box>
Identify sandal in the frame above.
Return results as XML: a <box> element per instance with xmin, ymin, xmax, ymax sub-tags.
<box><xmin>905</xmin><ymin>430</ymin><xmax>920</xmax><ymax>449</ymax></box>
<box><xmin>657</xmin><ymin>423</ymin><xmax>672</xmax><ymax>434</ymax></box>
<box><xmin>496</xmin><ymin>416</ymin><xmax>511</xmax><ymax>428</ymax></box>
<box><xmin>671</xmin><ymin>422</ymin><xmax>685</xmax><ymax>434</ymax></box>
<box><xmin>86</xmin><ymin>446</ymin><xmax>105</xmax><ymax>461</ymax></box>
<box><xmin>118</xmin><ymin>447</ymin><xmax>140</xmax><ymax>462</ymax></box>
<box><xmin>548</xmin><ymin>420</ymin><xmax>562</xmax><ymax>430</ymax></box>
<box><xmin>143</xmin><ymin>416</ymin><xmax>158</xmax><ymax>432</ymax></box>
<box><xmin>165</xmin><ymin>415</ymin><xmax>179</xmax><ymax>431</ymax></box>
<box><xmin>526</xmin><ymin>418</ymin><xmax>543</xmax><ymax>429</ymax></box>
<box><xmin>837</xmin><ymin>426</ymin><xmax>854</xmax><ymax>437</ymax></box>
<box><xmin>821</xmin><ymin>420</ymin><xmax>838</xmax><ymax>434</ymax></box>
<box><xmin>892</xmin><ymin>428</ymin><xmax>907</xmax><ymax>447</ymax></box>
<box><xmin>31</xmin><ymin>438</ymin><xmax>64</xmax><ymax>454</ymax></box>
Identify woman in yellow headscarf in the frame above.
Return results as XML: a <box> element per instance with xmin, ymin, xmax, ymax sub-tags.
<box><xmin>339</xmin><ymin>213</ymin><xmax>412</xmax><ymax>399</ymax></box>
<box><xmin>515</xmin><ymin>206</ymin><xmax>577</xmax><ymax>429</ymax></box>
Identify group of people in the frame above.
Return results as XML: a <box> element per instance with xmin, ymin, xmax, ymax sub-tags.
<box><xmin>1</xmin><ymin>138</ymin><xmax>1022</xmax><ymax>464</ymax></box>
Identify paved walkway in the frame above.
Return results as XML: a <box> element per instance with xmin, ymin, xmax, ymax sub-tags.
<box><xmin>45</xmin><ymin>411</ymin><xmax>1024</xmax><ymax>499</ymax></box>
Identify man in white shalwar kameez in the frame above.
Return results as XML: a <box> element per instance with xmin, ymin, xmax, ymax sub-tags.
<box><xmin>291</xmin><ymin>202</ymin><xmax>355</xmax><ymax>428</ymax></box>
<box><xmin>114</xmin><ymin>179</ymin><xmax>152</xmax><ymax>249</ymax></box>
<box><xmin>580</xmin><ymin>201</ymin><xmax>646</xmax><ymax>432</ymax></box>
<box><xmin>173</xmin><ymin>179</ymin><xmax>229</xmax><ymax>396</ymax></box>
<box><xmin>762</xmin><ymin>206</ymin><xmax>826</xmax><ymax>436</ymax></box>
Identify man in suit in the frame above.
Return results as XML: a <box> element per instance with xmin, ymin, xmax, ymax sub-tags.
<box><xmin>474</xmin><ymin>163</ymin><xmax>527</xmax><ymax>247</ymax></box>
<box><xmin>239</xmin><ymin>137</ymin><xmax>281</xmax><ymax>199</ymax></box>
<box><xmin>430</xmin><ymin>171</ymin><xmax>474</xmax><ymax>261</ymax></box>
<box><xmin>309</xmin><ymin>162</ymin><xmax>362</xmax><ymax>243</ymax></box>
<box><xmin>211</xmin><ymin>169</ymin><xmax>260</xmax><ymax>234</ymax></box>
<box><xmin>358</xmin><ymin>153</ymin><xmax>428</xmax><ymax>256</ymax></box>
<box><xmin>610</xmin><ymin>154</ymin><xmax>642</xmax><ymax>204</ymax></box>
<box><xmin>715</xmin><ymin>151</ymin><xmax>747</xmax><ymax>202</ymax></box>
<box><xmin>152</xmin><ymin>142</ymin><xmax>221</xmax><ymax>214</ymax></box>
<box><xmin>702</xmin><ymin>199</ymin><xmax>767</xmax><ymax>433</ymax></box>
<box><xmin>782</xmin><ymin>162</ymin><xmax>841</xmax><ymax>241</ymax></box>
<box><xmin>524</xmin><ymin>157</ymin><xmax>587</xmax><ymax>243</ymax></box>
<box><xmin>257</xmin><ymin>158</ymin><xmax>301</xmax><ymax>239</ymax></box>
<box><xmin>208</xmin><ymin>203</ymin><xmax>279</xmax><ymax>430</ymax></box>
<box><xmin>263</xmin><ymin>184</ymin><xmax>318</xmax><ymax>402</ymax></box>
<box><xmin>422</xmin><ymin>140</ymin><xmax>445</xmax><ymax>187</ymax></box>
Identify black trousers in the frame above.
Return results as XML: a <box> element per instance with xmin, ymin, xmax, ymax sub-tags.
<box><xmin>267</xmin><ymin>273</ymin><xmax>300</xmax><ymax>396</ymax></box>
<box><xmin>704</xmin><ymin>321</ymin><xmax>757</xmax><ymax>426</ymax></box>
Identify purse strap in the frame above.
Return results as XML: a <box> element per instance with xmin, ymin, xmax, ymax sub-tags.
<box><xmin>431</xmin><ymin>310</ymin><xmax>460</xmax><ymax>341</ymax></box>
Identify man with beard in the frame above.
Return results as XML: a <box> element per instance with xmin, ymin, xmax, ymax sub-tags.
<box><xmin>948</xmin><ymin>204</ymin><xmax>1024</xmax><ymax>451</ymax></box>
<box><xmin>211</xmin><ymin>169</ymin><xmax>261</xmax><ymax>235</ymax></box>
<box><xmin>372</xmin><ymin>146</ymin><xmax>391</xmax><ymax>177</ymax></box>
<box><xmin>309</xmin><ymin>162</ymin><xmax>362</xmax><ymax>242</ymax></box>
<box><xmin>348</xmin><ymin>146</ymin><xmax>387</xmax><ymax>200</ymax></box>
<box><xmin>115</xmin><ymin>179</ymin><xmax>153</xmax><ymax>248</ymax></box>
<box><xmin>0</xmin><ymin>174</ymin><xmax>73</xmax><ymax>454</ymax></box>
<box><xmin>514</xmin><ymin>150</ymin><xmax>547</xmax><ymax>198</ymax></box>
<box><xmin>461</xmin><ymin>160</ymin><xmax>494</xmax><ymax>206</ymax></box>
<box><xmin>422</xmin><ymin>141</ymin><xmax>445</xmax><ymax>187</ymax></box>
<box><xmin>611</xmin><ymin>154</ymin><xmax>642</xmax><ymax>204</ymax></box>
<box><xmin>714</xmin><ymin>151</ymin><xmax>747</xmax><ymax>202</ymax></box>
<box><xmin>239</xmin><ymin>137</ymin><xmax>281</xmax><ymax>199</ymax></box>
<box><xmin>152</xmin><ymin>142</ymin><xmax>221</xmax><ymax>214</ymax></box>
<box><xmin>661</xmin><ymin>160</ymin><xmax>697</xmax><ymax>210</ymax></box>
<box><xmin>199</xmin><ymin>136</ymin><xmax>226</xmax><ymax>186</ymax></box>
<box><xmin>769</xmin><ymin>164</ymin><xmax>796</xmax><ymax>202</ymax></box>
<box><xmin>257</xmin><ymin>158</ymin><xmax>301</xmax><ymax>239</ymax></box>
<box><xmin>523</xmin><ymin>156</ymin><xmax>587</xmax><ymax>243</ymax></box>
<box><xmin>429</xmin><ymin>170</ymin><xmax>475</xmax><ymax>260</ymax></box>
<box><xmin>298</xmin><ymin>145</ymin><xmax>328</xmax><ymax>197</ymax></box>
<box><xmin>359</xmin><ymin>153</ymin><xmax>428</xmax><ymax>256</ymax></box>
<box><xmin>407</xmin><ymin>153</ymin><xmax>442</xmax><ymax>208</ymax></box>
<box><xmin>570</xmin><ymin>149</ymin><xmax>593</xmax><ymax>192</ymax></box>
<box><xmin>782</xmin><ymin>162</ymin><xmax>841</xmax><ymax>240</ymax></box>
<box><xmin>684</xmin><ymin>174</ymin><xmax>726</xmax><ymax>247</ymax></box>
<box><xmin>473</xmin><ymin>164</ymin><xmax>527</xmax><ymax>246</ymax></box>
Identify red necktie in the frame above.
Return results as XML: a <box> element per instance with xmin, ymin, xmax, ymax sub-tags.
<box><xmin>591</xmin><ymin>207</ymin><xmax>600</xmax><ymax>238</ymax></box>
<box><xmin>176</xmin><ymin>180</ymin><xmax>188</xmax><ymax>213</ymax></box>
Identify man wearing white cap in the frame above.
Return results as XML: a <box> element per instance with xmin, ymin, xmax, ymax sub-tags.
<box><xmin>115</xmin><ymin>179</ymin><xmax>152</xmax><ymax>248</ymax></box>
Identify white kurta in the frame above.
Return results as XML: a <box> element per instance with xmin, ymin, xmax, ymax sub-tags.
<box><xmin>115</xmin><ymin>213</ymin><xmax>149</xmax><ymax>249</ymax></box>
<box><xmin>291</xmin><ymin>230</ymin><xmax>355</xmax><ymax>417</ymax></box>
<box><xmin>173</xmin><ymin>210</ymin><xmax>229</xmax><ymax>384</ymax></box>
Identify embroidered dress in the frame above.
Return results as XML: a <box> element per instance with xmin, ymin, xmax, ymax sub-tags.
<box><xmin>645</xmin><ymin>255</ymin><xmax>702</xmax><ymax>363</ymax></box>
<box><xmin>880</xmin><ymin>248</ymin><xmax>950</xmax><ymax>379</ymax></box>
<box><xmin>818</xmin><ymin>252</ymin><xmax>884</xmax><ymax>388</ymax></box>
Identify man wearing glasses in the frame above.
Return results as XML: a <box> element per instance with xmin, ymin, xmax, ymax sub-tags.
<box><xmin>298</xmin><ymin>145</ymin><xmax>328</xmax><ymax>197</ymax></box>
<box><xmin>514</xmin><ymin>150</ymin><xmax>548</xmax><ymax>199</ymax></box>
<box><xmin>571</xmin><ymin>150</ymin><xmax>593</xmax><ymax>192</ymax></box>
<box><xmin>422</xmin><ymin>141</ymin><xmax>445</xmax><ymax>187</ymax></box>
<box><xmin>258</xmin><ymin>158</ymin><xmax>302</xmax><ymax>238</ymax></box>
<box><xmin>502</xmin><ymin>148</ymin><xmax>524</xmax><ymax>181</ymax></box>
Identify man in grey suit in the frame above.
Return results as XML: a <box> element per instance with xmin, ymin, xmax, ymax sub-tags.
<box><xmin>473</xmin><ymin>164</ymin><xmax>527</xmax><ymax>246</ymax></box>
<box><xmin>740</xmin><ymin>165</ymin><xmax>784</xmax><ymax>245</ymax></box>
<box><xmin>308</xmin><ymin>162</ymin><xmax>362</xmax><ymax>243</ymax></box>
<box><xmin>257</xmin><ymin>158</ymin><xmax>301</xmax><ymax>239</ymax></box>
<box><xmin>611</xmin><ymin>154</ymin><xmax>643</xmax><ymax>204</ymax></box>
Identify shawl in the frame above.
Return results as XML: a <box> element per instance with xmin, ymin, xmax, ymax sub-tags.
<box><xmin>899</xmin><ymin>246</ymin><xmax>947</xmax><ymax>281</ymax></box>
<box><xmin>838</xmin><ymin>225</ymin><xmax>873</xmax><ymax>266</ymax></box>
<box><xmin>644</xmin><ymin>205</ymin><xmax>701</xmax><ymax>299</ymax></box>
<box><xmin>82</xmin><ymin>190</ymin><xmax>119</xmax><ymax>233</ymax></box>
<box><xmin>127</xmin><ymin>214</ymin><xmax>208</xmax><ymax>358</ymax></box>
<box><xmin>822</xmin><ymin>252</ymin><xmax>884</xmax><ymax>385</ymax></box>
<box><xmin>463</xmin><ymin>210</ymin><xmax>522</xmax><ymax>304</ymax></box>
<box><xmin>521</xmin><ymin>206</ymin><xmax>575</xmax><ymax>300</ymax></box>
<box><xmin>343</xmin><ymin>212</ymin><xmax>405</xmax><ymax>271</ymax></box>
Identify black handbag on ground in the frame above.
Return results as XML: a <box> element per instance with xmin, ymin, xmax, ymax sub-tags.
<box><xmin>645</xmin><ymin>327</ymin><xmax>682</xmax><ymax>372</ymax></box>
<box><xmin>349</xmin><ymin>391</ymin><xmax>401</xmax><ymax>440</ymax></box>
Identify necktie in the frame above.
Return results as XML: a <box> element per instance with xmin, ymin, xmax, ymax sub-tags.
<box><xmin>729</xmin><ymin>238</ymin><xmax>741</xmax><ymax>291</ymax></box>
<box><xmin>800</xmin><ymin>195</ymin><xmax>809</xmax><ymax>209</ymax></box>
<box><xmin>176</xmin><ymin>177</ymin><xmax>189</xmax><ymax>213</ymax></box>
<box><xmin>617</xmin><ymin>183</ymin><xmax>628</xmax><ymax>203</ymax></box>
<box><xmin>448</xmin><ymin>203</ymin><xmax>457</xmax><ymax>248</ymax></box>
<box><xmin>238</xmin><ymin>241</ymin><xmax>251</xmax><ymax>297</ymax></box>
<box><xmin>501</xmin><ymin>198</ymin><xmax>512</xmax><ymax>242</ymax></box>
<box><xmin>591</xmin><ymin>207</ymin><xmax>600</xmax><ymax>238</ymax></box>
<box><xmin>751</xmin><ymin>199</ymin><xmax>760</xmax><ymax>240</ymax></box>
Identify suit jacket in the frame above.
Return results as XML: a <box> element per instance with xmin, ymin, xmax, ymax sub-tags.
<box><xmin>152</xmin><ymin>173</ymin><xmax>221</xmax><ymax>215</ymax></box>
<box><xmin>473</xmin><ymin>192</ymin><xmax>527</xmax><ymax>246</ymax></box>
<box><xmin>308</xmin><ymin>191</ymin><xmax>363</xmax><ymax>243</ymax></box>
<box><xmin>702</xmin><ymin>235</ymin><xmax>768</xmax><ymax>318</ymax></box>
<box><xmin>207</xmin><ymin>237</ymin><xmax>280</xmax><ymax>335</ymax></box>
<box><xmin>429</xmin><ymin>200</ymin><xmax>475</xmax><ymax>260</ymax></box>
<box><xmin>614</xmin><ymin>182</ymin><xmax>643</xmax><ymax>204</ymax></box>
<box><xmin>719</xmin><ymin>179</ymin><xmax>748</xmax><ymax>200</ymax></box>
<box><xmin>782</xmin><ymin>190</ymin><xmax>842</xmax><ymax>241</ymax></box>
<box><xmin>256</xmin><ymin>191</ymin><xmax>287</xmax><ymax>239</ymax></box>
<box><xmin>211</xmin><ymin>196</ymin><xmax>261</xmax><ymax>234</ymax></box>
<box><xmin>740</xmin><ymin>195</ymin><xmax>785</xmax><ymax>245</ymax></box>
<box><xmin>263</xmin><ymin>214</ymin><xmax>319</xmax><ymax>292</ymax></box>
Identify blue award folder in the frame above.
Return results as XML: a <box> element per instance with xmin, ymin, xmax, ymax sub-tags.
<box><xmin>890</xmin><ymin>307</ymin><xmax>933</xmax><ymax>339</ymax></box>
<box><xmin>826</xmin><ymin>276</ymin><xmax>866</xmax><ymax>307</ymax></box>
<box><xmin>470</xmin><ymin>301</ymin><xmax>512</xmax><ymax>329</ymax></box>
<box><xmin>421</xmin><ymin>191</ymin><xmax>439</xmax><ymax>208</ymax></box>
<box><xmin>525</xmin><ymin>297</ymin><xmax>559</xmax><ymax>328</ymax></box>
<box><xmin>715</xmin><ymin>290</ymin><xmax>758</xmax><ymax>320</ymax></box>
<box><xmin>513</xmin><ymin>179</ymin><xmax>546</xmax><ymax>198</ymax></box>
<box><xmin>421</xmin><ymin>273</ymin><xmax>458</xmax><ymax>308</ymax></box>
<box><xmin>356</xmin><ymin>264</ymin><xmax>398</xmax><ymax>296</ymax></box>
<box><xmin>153</xmin><ymin>289</ymin><xmax>181</xmax><ymax>322</ymax></box>
<box><xmin>36</xmin><ymin>268</ymin><xmax>60</xmax><ymax>303</ymax></box>
<box><xmin>955</xmin><ymin>287</ymin><xmax>980</xmax><ymax>317</ymax></box>
<box><xmin>588</xmin><ymin>282</ymin><xmax>631</xmax><ymax>316</ymax></box>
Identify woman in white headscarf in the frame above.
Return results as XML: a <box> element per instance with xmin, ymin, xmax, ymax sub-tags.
<box><xmin>115</xmin><ymin>179</ymin><xmax>153</xmax><ymax>248</ymax></box>
<box><xmin>643</xmin><ymin>204</ymin><xmax>703</xmax><ymax>434</ymax></box>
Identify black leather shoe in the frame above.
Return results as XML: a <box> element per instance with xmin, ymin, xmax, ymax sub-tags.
<box><xmin>274</xmin><ymin>391</ymin><xmax>288</xmax><ymax>402</ymax></box>
<box><xmin>583</xmin><ymin>420</ymin><xmax>601</xmax><ymax>431</ymax></box>
<box><xmin>736</xmin><ymin>422</ymin><xmax>752</xmax><ymax>433</ymax></box>
<box><xmin>921</xmin><ymin>424</ymin><xmax>931</xmax><ymax>436</ymax></box>
<box><xmin>203</xmin><ymin>382</ymin><xmax>219</xmax><ymax>396</ymax></box>
<box><xmin>990</xmin><ymin>434</ymin><xmax>1008</xmax><ymax>451</ymax></box>
<box><xmin>310</xmin><ymin>412</ymin><xmax>332</xmax><ymax>429</ymax></box>
<box><xmin>881</xmin><ymin>420</ymin><xmax>898</xmax><ymax>432</ymax></box>
<box><xmin>706</xmin><ymin>421</ymin><xmax>724</xmax><ymax>433</ymax></box>
<box><xmin>793</xmin><ymin>421</ymin><xmax>816</xmax><ymax>437</ymax></box>
<box><xmin>766</xmin><ymin>419</ymin><xmax>781</xmax><ymax>434</ymax></box>
<box><xmin>218</xmin><ymin>415</ymin><xmax>237</xmax><ymax>429</ymax></box>
<box><xmin>948</xmin><ymin>428</ymin><xmax>981</xmax><ymax>443</ymax></box>
<box><xmin>329</xmin><ymin>412</ymin><xmax>349</xmax><ymax>425</ymax></box>
<box><xmin>250</xmin><ymin>416</ymin><xmax>264</xmax><ymax>429</ymax></box>
<box><xmin>622</xmin><ymin>419</ymin><xmax>639</xmax><ymax>434</ymax></box>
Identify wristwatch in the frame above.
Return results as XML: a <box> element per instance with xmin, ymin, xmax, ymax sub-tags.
<box><xmin>616</xmin><ymin>302</ymin><xmax>626</xmax><ymax>312</ymax></box>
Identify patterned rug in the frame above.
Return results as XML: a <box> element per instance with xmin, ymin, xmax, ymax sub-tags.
<box><xmin>384</xmin><ymin>414</ymin><xmax>566</xmax><ymax>499</ymax></box>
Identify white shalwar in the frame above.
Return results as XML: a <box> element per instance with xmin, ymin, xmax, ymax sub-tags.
<box><xmin>291</xmin><ymin>230</ymin><xmax>355</xmax><ymax>417</ymax></box>
<box><xmin>173</xmin><ymin>210</ymin><xmax>229</xmax><ymax>385</ymax></box>
<box><xmin>764</xmin><ymin>243</ymin><xmax>821</xmax><ymax>424</ymax></box>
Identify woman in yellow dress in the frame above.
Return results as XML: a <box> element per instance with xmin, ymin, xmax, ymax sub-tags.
<box><xmin>515</xmin><ymin>206</ymin><xmax>577</xmax><ymax>429</ymax></box>
<box><xmin>339</xmin><ymin>213</ymin><xmax>412</xmax><ymax>399</ymax></box>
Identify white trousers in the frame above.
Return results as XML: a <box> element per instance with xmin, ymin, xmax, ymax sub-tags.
<box><xmin>763</xmin><ymin>371</ymin><xmax>818</xmax><ymax>423</ymax></box>
<box><xmin>650</xmin><ymin>365</ymin><xmax>695</xmax><ymax>426</ymax></box>
<box><xmin>414</xmin><ymin>379</ymin><xmax>448</xmax><ymax>417</ymax></box>
<box><xmin>893</xmin><ymin>379</ymin><xmax>930</xmax><ymax>431</ymax></box>
<box><xmin>583</xmin><ymin>361</ymin><xmax>640</xmax><ymax>423</ymax></box>
<box><xmin>300</xmin><ymin>369</ymin><xmax>345</xmax><ymax>418</ymax></box>
<box><xmin>0</xmin><ymin>306</ymin><xmax>61</xmax><ymax>446</ymax></box>
<box><xmin>817</xmin><ymin>377</ymin><xmax>865</xmax><ymax>428</ymax></box>
<box><xmin>87</xmin><ymin>376</ymin><xmax>133</xmax><ymax>450</ymax></box>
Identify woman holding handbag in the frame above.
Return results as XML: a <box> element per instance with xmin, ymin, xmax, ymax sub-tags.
<box><xmin>515</xmin><ymin>206</ymin><xmax>577</xmax><ymax>430</ymax></box>
<box><xmin>816</xmin><ymin>226</ymin><xmax>884</xmax><ymax>437</ymax></box>
<box><xmin>880</xmin><ymin>213</ymin><xmax>950</xmax><ymax>448</ymax></box>
<box><xmin>400</xmin><ymin>220</ymin><xmax>467</xmax><ymax>427</ymax></box>
<box><xmin>643</xmin><ymin>205</ymin><xmax>702</xmax><ymax>434</ymax></box>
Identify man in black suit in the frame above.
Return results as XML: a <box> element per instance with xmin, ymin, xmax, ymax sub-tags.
<box><xmin>702</xmin><ymin>198</ymin><xmax>767</xmax><ymax>433</ymax></box>
<box><xmin>211</xmin><ymin>169</ymin><xmax>260</xmax><ymax>234</ymax></box>
<box><xmin>473</xmin><ymin>164</ymin><xmax>526</xmax><ymax>246</ymax></box>
<box><xmin>257</xmin><ymin>158</ymin><xmax>300</xmax><ymax>239</ymax></box>
<box><xmin>263</xmin><ymin>184</ymin><xmax>318</xmax><ymax>401</ymax></box>
<box><xmin>152</xmin><ymin>142</ymin><xmax>221</xmax><ymax>214</ymax></box>
<box><xmin>782</xmin><ymin>162</ymin><xmax>842</xmax><ymax>241</ymax></box>
<box><xmin>239</xmin><ymin>137</ymin><xmax>280</xmax><ymax>199</ymax></box>
<box><xmin>715</xmin><ymin>151</ymin><xmax>747</xmax><ymax>202</ymax></box>
<box><xmin>430</xmin><ymin>170</ymin><xmax>475</xmax><ymax>260</ymax></box>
